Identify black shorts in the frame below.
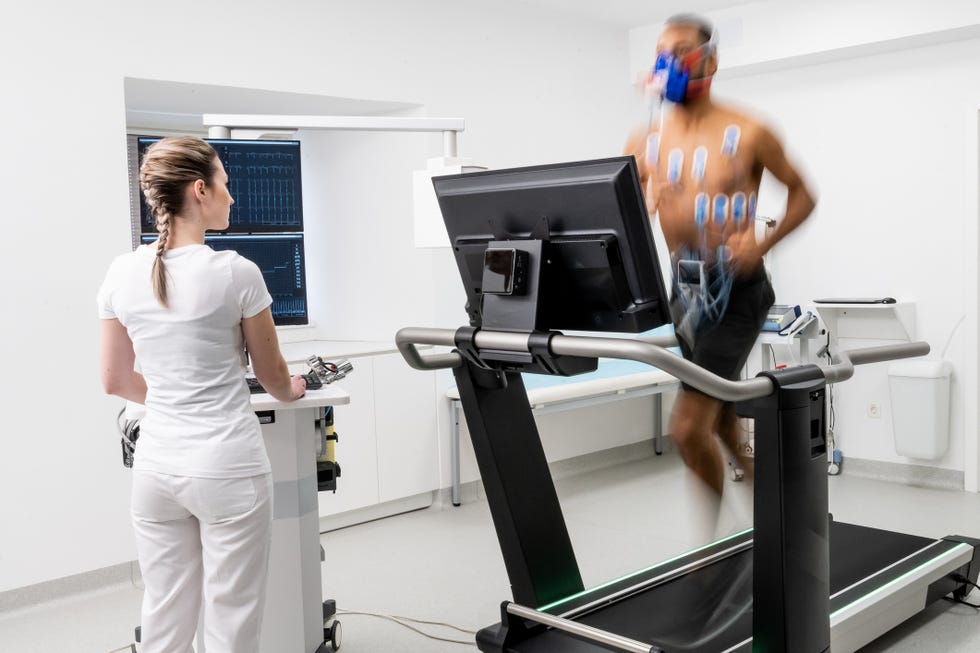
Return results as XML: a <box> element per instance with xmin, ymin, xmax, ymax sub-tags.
<box><xmin>670</xmin><ymin>266</ymin><xmax>775</xmax><ymax>395</ymax></box>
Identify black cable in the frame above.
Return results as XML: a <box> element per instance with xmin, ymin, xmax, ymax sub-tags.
<box><xmin>944</xmin><ymin>575</ymin><xmax>980</xmax><ymax>608</ymax></box>
<box><xmin>823</xmin><ymin>332</ymin><xmax>836</xmax><ymax>432</ymax></box>
<box><xmin>829</xmin><ymin>388</ymin><xmax>836</xmax><ymax>432</ymax></box>
<box><xmin>954</xmin><ymin>575</ymin><xmax>980</xmax><ymax>593</ymax></box>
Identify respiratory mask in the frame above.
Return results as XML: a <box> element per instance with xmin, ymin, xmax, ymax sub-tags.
<box><xmin>648</xmin><ymin>33</ymin><xmax>717</xmax><ymax>104</ymax></box>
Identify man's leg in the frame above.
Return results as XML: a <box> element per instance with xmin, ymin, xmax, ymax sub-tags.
<box><xmin>717</xmin><ymin>402</ymin><xmax>754</xmax><ymax>478</ymax></box>
<box><xmin>688</xmin><ymin>269</ymin><xmax>773</xmax><ymax>482</ymax></box>
<box><xmin>669</xmin><ymin>388</ymin><xmax>725</xmax><ymax>494</ymax></box>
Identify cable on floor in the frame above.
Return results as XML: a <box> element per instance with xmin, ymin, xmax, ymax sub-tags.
<box><xmin>944</xmin><ymin>596</ymin><xmax>980</xmax><ymax>609</ymax></box>
<box><xmin>945</xmin><ymin>576</ymin><xmax>980</xmax><ymax>609</ymax></box>
<box><xmin>105</xmin><ymin>612</ymin><xmax>479</xmax><ymax>650</ymax></box>
<box><xmin>338</xmin><ymin>609</ymin><xmax>477</xmax><ymax>645</ymax></box>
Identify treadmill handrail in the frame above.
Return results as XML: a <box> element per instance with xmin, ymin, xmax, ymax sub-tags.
<box><xmin>395</xmin><ymin>327</ymin><xmax>929</xmax><ymax>402</ymax></box>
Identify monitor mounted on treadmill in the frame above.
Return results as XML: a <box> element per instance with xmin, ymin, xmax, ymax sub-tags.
<box><xmin>428</xmin><ymin>157</ymin><xmax>675</xmax><ymax>610</ymax></box>
<box><xmin>433</xmin><ymin>157</ymin><xmax>671</xmax><ymax>336</ymax></box>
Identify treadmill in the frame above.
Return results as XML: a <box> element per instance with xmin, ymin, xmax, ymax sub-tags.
<box><xmin>396</xmin><ymin>157</ymin><xmax>979</xmax><ymax>653</ymax></box>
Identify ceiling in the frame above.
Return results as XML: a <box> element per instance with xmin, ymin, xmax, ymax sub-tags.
<box><xmin>517</xmin><ymin>0</ymin><xmax>749</xmax><ymax>28</ymax></box>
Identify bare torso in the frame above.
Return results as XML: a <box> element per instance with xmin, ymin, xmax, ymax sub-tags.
<box><xmin>627</xmin><ymin>103</ymin><xmax>765</xmax><ymax>260</ymax></box>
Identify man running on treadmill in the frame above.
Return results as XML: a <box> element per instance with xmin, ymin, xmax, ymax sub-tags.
<box><xmin>625</xmin><ymin>14</ymin><xmax>816</xmax><ymax>496</ymax></box>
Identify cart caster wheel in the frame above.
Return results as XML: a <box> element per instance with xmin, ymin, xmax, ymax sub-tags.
<box><xmin>827</xmin><ymin>462</ymin><xmax>841</xmax><ymax>476</ymax></box>
<box><xmin>323</xmin><ymin>620</ymin><xmax>341</xmax><ymax>651</ymax></box>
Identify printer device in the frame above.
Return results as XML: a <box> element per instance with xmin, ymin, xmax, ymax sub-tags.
<box><xmin>763</xmin><ymin>304</ymin><xmax>801</xmax><ymax>332</ymax></box>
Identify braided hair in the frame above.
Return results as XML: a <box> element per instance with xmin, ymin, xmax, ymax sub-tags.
<box><xmin>138</xmin><ymin>137</ymin><xmax>218</xmax><ymax>307</ymax></box>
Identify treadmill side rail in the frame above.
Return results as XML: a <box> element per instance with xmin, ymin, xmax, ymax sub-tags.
<box><xmin>830</xmin><ymin>542</ymin><xmax>974</xmax><ymax>653</ymax></box>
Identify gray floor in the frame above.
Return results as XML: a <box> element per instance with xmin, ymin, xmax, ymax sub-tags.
<box><xmin>2</xmin><ymin>452</ymin><xmax>978</xmax><ymax>652</ymax></box>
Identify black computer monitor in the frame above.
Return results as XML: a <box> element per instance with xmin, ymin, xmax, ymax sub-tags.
<box><xmin>433</xmin><ymin>157</ymin><xmax>670</xmax><ymax>333</ymax></box>
<box><xmin>136</xmin><ymin>137</ymin><xmax>304</xmax><ymax>234</ymax></box>
<box><xmin>140</xmin><ymin>233</ymin><xmax>309</xmax><ymax>326</ymax></box>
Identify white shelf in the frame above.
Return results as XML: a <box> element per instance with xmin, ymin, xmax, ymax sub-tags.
<box><xmin>812</xmin><ymin>302</ymin><xmax>915</xmax><ymax>342</ymax></box>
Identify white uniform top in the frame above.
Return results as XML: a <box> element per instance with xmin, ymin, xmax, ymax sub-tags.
<box><xmin>98</xmin><ymin>244</ymin><xmax>274</xmax><ymax>479</ymax></box>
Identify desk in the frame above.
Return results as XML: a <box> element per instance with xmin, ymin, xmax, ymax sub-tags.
<box><xmin>446</xmin><ymin>360</ymin><xmax>679</xmax><ymax>506</ymax></box>
<box><xmin>250</xmin><ymin>387</ymin><xmax>349</xmax><ymax>653</ymax></box>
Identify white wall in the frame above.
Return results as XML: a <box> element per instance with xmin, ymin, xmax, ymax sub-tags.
<box><xmin>298</xmin><ymin>120</ymin><xmax>440</xmax><ymax>343</ymax></box>
<box><xmin>720</xmin><ymin>40</ymin><xmax>979</xmax><ymax>474</ymax></box>
<box><xmin>630</xmin><ymin>0</ymin><xmax>980</xmax><ymax>483</ymax></box>
<box><xmin>0</xmin><ymin>0</ymin><xmax>636</xmax><ymax>592</ymax></box>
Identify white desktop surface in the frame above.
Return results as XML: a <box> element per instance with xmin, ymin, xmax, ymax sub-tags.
<box><xmin>250</xmin><ymin>384</ymin><xmax>350</xmax><ymax>411</ymax></box>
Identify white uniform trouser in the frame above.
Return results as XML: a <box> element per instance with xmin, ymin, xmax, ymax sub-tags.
<box><xmin>131</xmin><ymin>470</ymin><xmax>273</xmax><ymax>653</ymax></box>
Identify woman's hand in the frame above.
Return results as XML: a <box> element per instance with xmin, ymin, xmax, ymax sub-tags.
<box><xmin>290</xmin><ymin>374</ymin><xmax>307</xmax><ymax>400</ymax></box>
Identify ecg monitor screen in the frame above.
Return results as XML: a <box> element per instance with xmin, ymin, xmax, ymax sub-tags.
<box><xmin>140</xmin><ymin>234</ymin><xmax>309</xmax><ymax>326</ymax></box>
<box><xmin>137</xmin><ymin>137</ymin><xmax>304</xmax><ymax>234</ymax></box>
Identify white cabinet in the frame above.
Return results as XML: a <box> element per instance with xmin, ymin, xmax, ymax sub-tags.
<box><xmin>316</xmin><ymin>350</ymin><xmax>439</xmax><ymax>527</ymax></box>
<box><xmin>318</xmin><ymin>356</ymin><xmax>379</xmax><ymax>516</ymax></box>
<box><xmin>373</xmin><ymin>352</ymin><xmax>439</xmax><ymax>503</ymax></box>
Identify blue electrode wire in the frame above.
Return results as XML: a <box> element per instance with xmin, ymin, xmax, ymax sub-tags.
<box><xmin>648</xmin><ymin>98</ymin><xmax>735</xmax><ymax>337</ymax></box>
<box><xmin>675</xmin><ymin>192</ymin><xmax>734</xmax><ymax>335</ymax></box>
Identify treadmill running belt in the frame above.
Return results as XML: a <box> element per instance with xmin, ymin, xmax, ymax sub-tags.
<box><xmin>829</xmin><ymin>521</ymin><xmax>934</xmax><ymax>593</ymax></box>
<box><xmin>481</xmin><ymin>522</ymin><xmax>950</xmax><ymax>653</ymax></box>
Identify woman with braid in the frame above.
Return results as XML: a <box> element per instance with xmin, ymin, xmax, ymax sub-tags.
<box><xmin>97</xmin><ymin>136</ymin><xmax>306</xmax><ymax>653</ymax></box>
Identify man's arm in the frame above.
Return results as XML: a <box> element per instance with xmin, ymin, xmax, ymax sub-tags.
<box><xmin>752</xmin><ymin>124</ymin><xmax>816</xmax><ymax>257</ymax></box>
<box><xmin>100</xmin><ymin>319</ymin><xmax>147</xmax><ymax>404</ymax></box>
<box><xmin>624</xmin><ymin>127</ymin><xmax>651</xmax><ymax>184</ymax></box>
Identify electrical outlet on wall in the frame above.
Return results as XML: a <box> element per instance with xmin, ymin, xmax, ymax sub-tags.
<box><xmin>867</xmin><ymin>402</ymin><xmax>881</xmax><ymax>418</ymax></box>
